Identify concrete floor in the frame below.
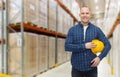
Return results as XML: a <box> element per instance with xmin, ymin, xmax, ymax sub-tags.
<box><xmin>37</xmin><ymin>58</ymin><xmax>115</xmax><ymax>77</ymax></box>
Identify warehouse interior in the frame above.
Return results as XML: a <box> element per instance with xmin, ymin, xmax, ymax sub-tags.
<box><xmin>0</xmin><ymin>0</ymin><xmax>120</xmax><ymax>77</ymax></box>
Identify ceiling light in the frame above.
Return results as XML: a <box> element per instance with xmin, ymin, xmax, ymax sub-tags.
<box><xmin>94</xmin><ymin>0</ymin><xmax>98</xmax><ymax>3</ymax></box>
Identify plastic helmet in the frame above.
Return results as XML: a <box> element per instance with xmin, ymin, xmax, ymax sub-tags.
<box><xmin>91</xmin><ymin>39</ymin><xmax>104</xmax><ymax>54</ymax></box>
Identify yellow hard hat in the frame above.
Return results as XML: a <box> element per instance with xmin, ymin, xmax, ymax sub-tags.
<box><xmin>91</xmin><ymin>39</ymin><xmax>104</xmax><ymax>54</ymax></box>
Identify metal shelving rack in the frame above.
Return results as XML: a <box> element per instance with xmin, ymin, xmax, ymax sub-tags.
<box><xmin>107</xmin><ymin>12</ymin><xmax>120</xmax><ymax>38</ymax></box>
<box><xmin>0</xmin><ymin>0</ymin><xmax>4</xmax><ymax>73</ymax></box>
<box><xmin>55</xmin><ymin>0</ymin><xmax>78</xmax><ymax>22</ymax></box>
<box><xmin>5</xmin><ymin>0</ymin><xmax>25</xmax><ymax>76</ymax></box>
<box><xmin>0</xmin><ymin>0</ymin><xmax>78</xmax><ymax>76</ymax></box>
<box><xmin>0</xmin><ymin>0</ymin><xmax>7</xmax><ymax>74</ymax></box>
<box><xmin>1</xmin><ymin>0</ymin><xmax>67</xmax><ymax>77</ymax></box>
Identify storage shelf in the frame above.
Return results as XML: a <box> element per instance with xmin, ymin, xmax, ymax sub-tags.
<box><xmin>55</xmin><ymin>0</ymin><xmax>78</xmax><ymax>22</ymax></box>
<box><xmin>8</xmin><ymin>22</ymin><xmax>66</xmax><ymax>38</ymax></box>
<box><xmin>107</xmin><ymin>12</ymin><xmax>120</xmax><ymax>38</ymax></box>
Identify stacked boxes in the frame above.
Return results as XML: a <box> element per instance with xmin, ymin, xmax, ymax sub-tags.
<box><xmin>8</xmin><ymin>32</ymin><xmax>71</xmax><ymax>76</ymax></box>
<box><xmin>38</xmin><ymin>0</ymin><xmax>48</xmax><ymax>28</ymax></box>
<box><xmin>9</xmin><ymin>0</ymin><xmax>49</xmax><ymax>28</ymax></box>
<box><xmin>62</xmin><ymin>39</ymin><xmax>67</xmax><ymax>62</ymax></box>
<box><xmin>37</xmin><ymin>35</ymin><xmax>48</xmax><ymax>73</ymax></box>
<box><xmin>8</xmin><ymin>32</ymin><xmax>38</xmax><ymax>77</ymax></box>
<box><xmin>9</xmin><ymin>0</ymin><xmax>38</xmax><ymax>25</ymax></box>
<box><xmin>63</xmin><ymin>12</ymin><xmax>69</xmax><ymax>34</ymax></box>
<box><xmin>57</xmin><ymin>38</ymin><xmax>67</xmax><ymax>64</ymax></box>
<box><xmin>24</xmin><ymin>0</ymin><xmax>38</xmax><ymax>25</ymax></box>
<box><xmin>8</xmin><ymin>0</ymin><xmax>21</xmax><ymax>23</ymax></box>
<box><xmin>7</xmin><ymin>0</ymin><xmax>74</xmax><ymax>76</ymax></box>
<box><xmin>57</xmin><ymin>5</ymin><xmax>73</xmax><ymax>34</ymax></box>
<box><xmin>48</xmin><ymin>0</ymin><xmax>57</xmax><ymax>31</ymax></box>
<box><xmin>48</xmin><ymin>37</ymin><xmax>55</xmax><ymax>68</ymax></box>
<box><xmin>57</xmin><ymin>6</ymin><xmax>63</xmax><ymax>33</ymax></box>
<box><xmin>57</xmin><ymin>38</ymin><xmax>63</xmax><ymax>64</ymax></box>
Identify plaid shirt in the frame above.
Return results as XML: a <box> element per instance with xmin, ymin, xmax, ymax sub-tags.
<box><xmin>65</xmin><ymin>22</ymin><xmax>111</xmax><ymax>71</ymax></box>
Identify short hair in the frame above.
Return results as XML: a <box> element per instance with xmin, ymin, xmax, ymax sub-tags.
<box><xmin>80</xmin><ymin>6</ymin><xmax>91</xmax><ymax>12</ymax></box>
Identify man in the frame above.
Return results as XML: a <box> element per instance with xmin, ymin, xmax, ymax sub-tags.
<box><xmin>65</xmin><ymin>6</ymin><xmax>111</xmax><ymax>77</ymax></box>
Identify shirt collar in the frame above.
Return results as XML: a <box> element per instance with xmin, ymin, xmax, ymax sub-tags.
<box><xmin>78</xmin><ymin>21</ymin><xmax>92</xmax><ymax>28</ymax></box>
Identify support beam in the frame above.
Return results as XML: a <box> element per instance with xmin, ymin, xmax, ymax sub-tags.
<box><xmin>55</xmin><ymin>0</ymin><xmax>78</xmax><ymax>22</ymax></box>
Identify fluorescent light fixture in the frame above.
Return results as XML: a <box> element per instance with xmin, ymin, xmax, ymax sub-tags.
<box><xmin>94</xmin><ymin>0</ymin><xmax>98</xmax><ymax>3</ymax></box>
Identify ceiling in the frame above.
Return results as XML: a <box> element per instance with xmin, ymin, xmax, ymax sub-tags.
<box><xmin>76</xmin><ymin>0</ymin><xmax>106</xmax><ymax>20</ymax></box>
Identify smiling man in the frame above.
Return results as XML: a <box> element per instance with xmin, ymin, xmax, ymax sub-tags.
<box><xmin>65</xmin><ymin>6</ymin><xmax>111</xmax><ymax>77</ymax></box>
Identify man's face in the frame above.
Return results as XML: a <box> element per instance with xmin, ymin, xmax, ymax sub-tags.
<box><xmin>80</xmin><ymin>7</ymin><xmax>91</xmax><ymax>24</ymax></box>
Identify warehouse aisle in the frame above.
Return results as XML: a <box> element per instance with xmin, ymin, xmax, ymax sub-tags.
<box><xmin>37</xmin><ymin>58</ymin><xmax>115</xmax><ymax>77</ymax></box>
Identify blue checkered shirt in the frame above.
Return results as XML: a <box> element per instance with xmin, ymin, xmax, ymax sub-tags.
<box><xmin>65</xmin><ymin>22</ymin><xmax>111</xmax><ymax>71</ymax></box>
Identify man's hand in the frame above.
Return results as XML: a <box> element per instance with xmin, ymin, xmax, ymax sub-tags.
<box><xmin>91</xmin><ymin>57</ymin><xmax>100</xmax><ymax>67</ymax></box>
<box><xmin>85</xmin><ymin>42</ymin><xmax>97</xmax><ymax>49</ymax></box>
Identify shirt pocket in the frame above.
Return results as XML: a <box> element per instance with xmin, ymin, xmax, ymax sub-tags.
<box><xmin>73</xmin><ymin>35</ymin><xmax>83</xmax><ymax>44</ymax></box>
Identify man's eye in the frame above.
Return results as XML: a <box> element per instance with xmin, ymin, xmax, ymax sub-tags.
<box><xmin>81</xmin><ymin>13</ymin><xmax>85</xmax><ymax>14</ymax></box>
<box><xmin>81</xmin><ymin>13</ymin><xmax>89</xmax><ymax>15</ymax></box>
